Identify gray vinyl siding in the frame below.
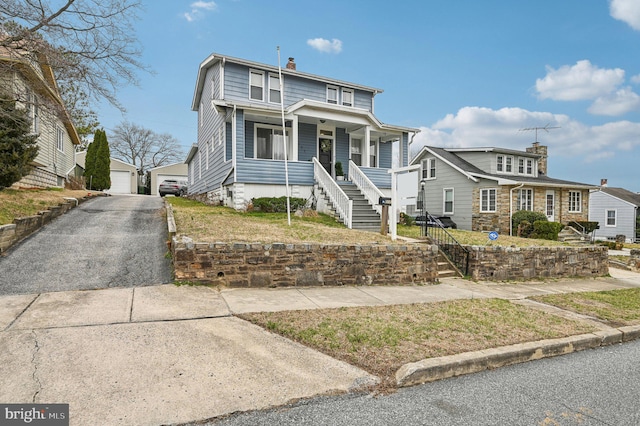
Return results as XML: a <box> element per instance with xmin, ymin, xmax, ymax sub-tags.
<box><xmin>335</xmin><ymin>128</ymin><xmax>349</xmax><ymax>167</ymax></box>
<box><xmin>226</xmin><ymin>122</ymin><xmax>232</xmax><ymax>162</ymax></box>
<box><xmin>420</xmin><ymin>159</ymin><xmax>475</xmax><ymax>230</ymax></box>
<box><xmin>223</xmin><ymin>62</ymin><xmax>249</xmax><ymax>102</ymax></box>
<box><xmin>401</xmin><ymin>132</ymin><xmax>408</xmax><ymax>167</ymax></box>
<box><xmin>589</xmin><ymin>191</ymin><xmax>637</xmax><ymax>241</ymax></box>
<box><xmin>360</xmin><ymin>167</ymin><xmax>392</xmax><ymax>189</ymax></box>
<box><xmin>379</xmin><ymin>142</ymin><xmax>392</xmax><ymax>169</ymax></box>
<box><xmin>222</xmin><ymin>62</ymin><xmax>376</xmax><ymax>110</ymax></box>
<box><xmin>236</xmin><ymin>159</ymin><xmax>314</xmax><ymax>185</ymax></box>
<box><xmin>189</xmin><ymin>66</ymin><xmax>233</xmax><ymax>194</ymax></box>
<box><xmin>455</xmin><ymin>152</ymin><xmax>492</xmax><ymax>172</ymax></box>
<box><xmin>298</xmin><ymin>123</ymin><xmax>316</xmax><ymax>161</ymax></box>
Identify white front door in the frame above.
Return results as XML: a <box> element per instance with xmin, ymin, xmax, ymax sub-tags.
<box><xmin>545</xmin><ymin>190</ymin><xmax>555</xmax><ymax>222</ymax></box>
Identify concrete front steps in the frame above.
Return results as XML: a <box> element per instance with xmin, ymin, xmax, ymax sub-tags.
<box><xmin>318</xmin><ymin>181</ymin><xmax>381</xmax><ymax>232</ymax></box>
<box><xmin>558</xmin><ymin>226</ymin><xmax>591</xmax><ymax>245</ymax></box>
<box><xmin>437</xmin><ymin>252</ymin><xmax>461</xmax><ymax>279</ymax></box>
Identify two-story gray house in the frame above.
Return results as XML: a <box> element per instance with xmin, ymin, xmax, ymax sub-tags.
<box><xmin>410</xmin><ymin>143</ymin><xmax>596</xmax><ymax>235</ymax></box>
<box><xmin>187</xmin><ymin>53</ymin><xmax>418</xmax><ymax>229</ymax></box>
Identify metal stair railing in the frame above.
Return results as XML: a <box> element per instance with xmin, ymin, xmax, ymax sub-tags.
<box><xmin>313</xmin><ymin>157</ymin><xmax>353</xmax><ymax>228</ymax></box>
<box><xmin>348</xmin><ymin>160</ymin><xmax>384</xmax><ymax>216</ymax></box>
<box><xmin>424</xmin><ymin>213</ymin><xmax>469</xmax><ymax>276</ymax></box>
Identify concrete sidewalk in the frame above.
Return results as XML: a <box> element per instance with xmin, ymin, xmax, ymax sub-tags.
<box><xmin>2</xmin><ymin>270</ymin><xmax>640</xmax><ymax>425</ymax></box>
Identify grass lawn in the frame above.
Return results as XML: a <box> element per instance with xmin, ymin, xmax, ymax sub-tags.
<box><xmin>531</xmin><ymin>289</ymin><xmax>640</xmax><ymax>327</ymax></box>
<box><xmin>241</xmin><ymin>299</ymin><xmax>597</xmax><ymax>389</ymax></box>
<box><xmin>0</xmin><ymin>188</ymin><xmax>98</xmax><ymax>225</ymax></box>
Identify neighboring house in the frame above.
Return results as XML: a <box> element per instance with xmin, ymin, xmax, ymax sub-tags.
<box><xmin>75</xmin><ymin>151</ymin><xmax>138</xmax><ymax>194</ymax></box>
<box><xmin>149</xmin><ymin>162</ymin><xmax>188</xmax><ymax>196</ymax></box>
<box><xmin>410</xmin><ymin>143</ymin><xmax>596</xmax><ymax>234</ymax></box>
<box><xmin>0</xmin><ymin>44</ymin><xmax>81</xmax><ymax>188</ymax></box>
<box><xmin>589</xmin><ymin>183</ymin><xmax>640</xmax><ymax>243</ymax></box>
<box><xmin>188</xmin><ymin>53</ymin><xmax>418</xmax><ymax>229</ymax></box>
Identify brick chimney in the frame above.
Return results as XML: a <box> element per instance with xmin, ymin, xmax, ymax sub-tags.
<box><xmin>526</xmin><ymin>142</ymin><xmax>548</xmax><ymax>175</ymax></box>
<box><xmin>601</xmin><ymin>178</ymin><xmax>608</xmax><ymax>187</ymax></box>
<box><xmin>286</xmin><ymin>57</ymin><xmax>296</xmax><ymax>70</ymax></box>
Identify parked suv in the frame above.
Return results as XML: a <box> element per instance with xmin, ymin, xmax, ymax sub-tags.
<box><xmin>415</xmin><ymin>215</ymin><xmax>457</xmax><ymax>229</ymax></box>
<box><xmin>159</xmin><ymin>180</ymin><xmax>187</xmax><ymax>197</ymax></box>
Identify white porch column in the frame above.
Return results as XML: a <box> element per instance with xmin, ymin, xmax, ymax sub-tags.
<box><xmin>364</xmin><ymin>126</ymin><xmax>371</xmax><ymax>167</ymax></box>
<box><xmin>292</xmin><ymin>115</ymin><xmax>299</xmax><ymax>161</ymax></box>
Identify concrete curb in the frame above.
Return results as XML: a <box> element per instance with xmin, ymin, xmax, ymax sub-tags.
<box><xmin>396</xmin><ymin>325</ymin><xmax>640</xmax><ymax>388</ymax></box>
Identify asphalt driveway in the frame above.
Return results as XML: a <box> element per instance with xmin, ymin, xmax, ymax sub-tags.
<box><xmin>0</xmin><ymin>195</ymin><xmax>172</xmax><ymax>295</ymax></box>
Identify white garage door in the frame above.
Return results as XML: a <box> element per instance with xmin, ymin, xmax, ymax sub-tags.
<box><xmin>156</xmin><ymin>174</ymin><xmax>187</xmax><ymax>196</ymax></box>
<box><xmin>110</xmin><ymin>170</ymin><xmax>131</xmax><ymax>194</ymax></box>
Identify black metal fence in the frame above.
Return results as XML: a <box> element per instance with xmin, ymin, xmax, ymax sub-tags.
<box><xmin>424</xmin><ymin>213</ymin><xmax>469</xmax><ymax>276</ymax></box>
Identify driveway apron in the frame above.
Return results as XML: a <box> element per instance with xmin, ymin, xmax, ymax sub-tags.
<box><xmin>0</xmin><ymin>195</ymin><xmax>172</xmax><ymax>295</ymax></box>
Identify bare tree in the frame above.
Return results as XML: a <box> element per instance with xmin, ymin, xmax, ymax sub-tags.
<box><xmin>0</xmin><ymin>0</ymin><xmax>147</xmax><ymax>112</ymax></box>
<box><xmin>109</xmin><ymin>121</ymin><xmax>185</xmax><ymax>175</ymax></box>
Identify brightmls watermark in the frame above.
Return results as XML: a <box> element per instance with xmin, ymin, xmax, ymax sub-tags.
<box><xmin>1</xmin><ymin>404</ymin><xmax>68</xmax><ymax>425</ymax></box>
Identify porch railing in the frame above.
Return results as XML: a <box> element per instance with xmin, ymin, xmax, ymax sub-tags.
<box><xmin>425</xmin><ymin>213</ymin><xmax>469</xmax><ymax>276</ymax></box>
<box><xmin>313</xmin><ymin>157</ymin><xmax>352</xmax><ymax>228</ymax></box>
<box><xmin>349</xmin><ymin>160</ymin><xmax>384</xmax><ymax>216</ymax></box>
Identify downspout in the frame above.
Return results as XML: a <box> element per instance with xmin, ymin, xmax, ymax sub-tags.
<box><xmin>509</xmin><ymin>183</ymin><xmax>524</xmax><ymax>236</ymax></box>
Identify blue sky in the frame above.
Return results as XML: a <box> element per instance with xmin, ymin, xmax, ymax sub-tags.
<box><xmin>97</xmin><ymin>0</ymin><xmax>640</xmax><ymax>191</ymax></box>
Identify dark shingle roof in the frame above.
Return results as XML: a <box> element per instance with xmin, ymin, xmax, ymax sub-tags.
<box><xmin>600</xmin><ymin>187</ymin><xmax>640</xmax><ymax>207</ymax></box>
<box><xmin>414</xmin><ymin>145</ymin><xmax>595</xmax><ymax>188</ymax></box>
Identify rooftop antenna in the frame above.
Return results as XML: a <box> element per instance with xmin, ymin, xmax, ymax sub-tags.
<box><xmin>518</xmin><ymin>123</ymin><xmax>560</xmax><ymax>142</ymax></box>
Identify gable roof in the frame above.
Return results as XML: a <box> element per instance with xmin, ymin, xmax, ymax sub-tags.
<box><xmin>411</xmin><ymin>145</ymin><xmax>595</xmax><ymax>189</ymax></box>
<box><xmin>598</xmin><ymin>187</ymin><xmax>640</xmax><ymax>207</ymax></box>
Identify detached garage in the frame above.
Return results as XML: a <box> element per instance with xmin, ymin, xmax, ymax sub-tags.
<box><xmin>76</xmin><ymin>152</ymin><xmax>138</xmax><ymax>194</ymax></box>
<box><xmin>149</xmin><ymin>162</ymin><xmax>189</xmax><ymax>196</ymax></box>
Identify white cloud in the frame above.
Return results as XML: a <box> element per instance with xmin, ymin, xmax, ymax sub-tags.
<box><xmin>588</xmin><ymin>87</ymin><xmax>640</xmax><ymax>116</ymax></box>
<box><xmin>610</xmin><ymin>0</ymin><xmax>640</xmax><ymax>31</ymax></box>
<box><xmin>411</xmin><ymin>106</ymin><xmax>640</xmax><ymax>165</ymax></box>
<box><xmin>536</xmin><ymin>60</ymin><xmax>625</xmax><ymax>101</ymax></box>
<box><xmin>183</xmin><ymin>1</ymin><xmax>217</xmax><ymax>22</ymax></box>
<box><xmin>307</xmin><ymin>38</ymin><xmax>343</xmax><ymax>54</ymax></box>
<box><xmin>631</xmin><ymin>74</ymin><xmax>640</xmax><ymax>84</ymax></box>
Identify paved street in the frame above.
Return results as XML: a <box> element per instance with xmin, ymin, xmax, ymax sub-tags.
<box><xmin>204</xmin><ymin>338</ymin><xmax>640</xmax><ymax>426</ymax></box>
<box><xmin>0</xmin><ymin>195</ymin><xmax>172</xmax><ymax>295</ymax></box>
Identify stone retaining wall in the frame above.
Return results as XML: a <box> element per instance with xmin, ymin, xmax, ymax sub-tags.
<box><xmin>466</xmin><ymin>245</ymin><xmax>608</xmax><ymax>281</ymax></box>
<box><xmin>172</xmin><ymin>237</ymin><xmax>440</xmax><ymax>287</ymax></box>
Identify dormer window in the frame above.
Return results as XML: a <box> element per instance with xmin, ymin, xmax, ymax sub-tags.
<box><xmin>250</xmin><ymin>70</ymin><xmax>264</xmax><ymax>101</ymax></box>
<box><xmin>497</xmin><ymin>154</ymin><xmax>514</xmax><ymax>174</ymax></box>
<box><xmin>327</xmin><ymin>85</ymin><xmax>338</xmax><ymax>104</ymax></box>
<box><xmin>342</xmin><ymin>88</ymin><xmax>353</xmax><ymax>107</ymax></box>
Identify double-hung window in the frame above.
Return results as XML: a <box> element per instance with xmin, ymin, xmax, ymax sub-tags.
<box><xmin>250</xmin><ymin>70</ymin><xmax>264</xmax><ymax>101</ymax></box>
<box><xmin>606</xmin><ymin>209</ymin><xmax>617</xmax><ymax>226</ymax></box>
<box><xmin>443</xmin><ymin>189</ymin><xmax>454</xmax><ymax>214</ymax></box>
<box><xmin>56</xmin><ymin>127</ymin><xmax>64</xmax><ymax>152</ymax></box>
<box><xmin>268</xmin><ymin>74</ymin><xmax>281</xmax><ymax>103</ymax></box>
<box><xmin>342</xmin><ymin>88</ymin><xmax>353</xmax><ymax>107</ymax></box>
<box><xmin>255</xmin><ymin>125</ymin><xmax>291</xmax><ymax>160</ymax></box>
<box><xmin>505</xmin><ymin>156</ymin><xmax>513</xmax><ymax>173</ymax></box>
<box><xmin>480</xmin><ymin>188</ymin><xmax>497</xmax><ymax>212</ymax></box>
<box><xmin>518</xmin><ymin>188</ymin><xmax>533</xmax><ymax>211</ymax></box>
<box><xmin>569</xmin><ymin>191</ymin><xmax>582</xmax><ymax>212</ymax></box>
<box><xmin>518</xmin><ymin>158</ymin><xmax>525</xmax><ymax>174</ymax></box>
<box><xmin>496</xmin><ymin>155</ymin><xmax>504</xmax><ymax>172</ymax></box>
<box><xmin>326</xmin><ymin>85</ymin><xmax>338</xmax><ymax>104</ymax></box>
<box><xmin>422</xmin><ymin>158</ymin><xmax>436</xmax><ymax>180</ymax></box>
<box><xmin>526</xmin><ymin>159</ymin><xmax>534</xmax><ymax>175</ymax></box>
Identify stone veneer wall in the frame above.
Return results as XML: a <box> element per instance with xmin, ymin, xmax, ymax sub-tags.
<box><xmin>172</xmin><ymin>237</ymin><xmax>440</xmax><ymax>287</ymax></box>
<box><xmin>466</xmin><ymin>245</ymin><xmax>608</xmax><ymax>281</ymax></box>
